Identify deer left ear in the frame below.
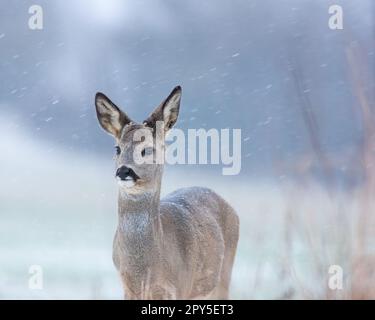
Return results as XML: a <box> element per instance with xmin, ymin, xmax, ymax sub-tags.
<box><xmin>95</xmin><ymin>92</ymin><xmax>132</xmax><ymax>138</ymax></box>
<box><xmin>144</xmin><ymin>86</ymin><xmax>182</xmax><ymax>132</ymax></box>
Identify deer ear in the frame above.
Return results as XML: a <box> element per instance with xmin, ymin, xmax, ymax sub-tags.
<box><xmin>95</xmin><ymin>92</ymin><xmax>131</xmax><ymax>138</ymax></box>
<box><xmin>144</xmin><ymin>86</ymin><xmax>182</xmax><ymax>132</ymax></box>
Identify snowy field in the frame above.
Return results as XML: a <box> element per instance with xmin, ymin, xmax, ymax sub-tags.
<box><xmin>0</xmin><ymin>0</ymin><xmax>373</xmax><ymax>300</ymax></box>
<box><xmin>1</xmin><ymin>119</ymin><xmax>372</xmax><ymax>300</ymax></box>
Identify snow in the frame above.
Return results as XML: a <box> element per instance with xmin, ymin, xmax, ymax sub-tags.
<box><xmin>0</xmin><ymin>0</ymin><xmax>373</xmax><ymax>300</ymax></box>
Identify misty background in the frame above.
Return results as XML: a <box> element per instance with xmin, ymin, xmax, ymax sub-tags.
<box><xmin>0</xmin><ymin>0</ymin><xmax>374</xmax><ymax>299</ymax></box>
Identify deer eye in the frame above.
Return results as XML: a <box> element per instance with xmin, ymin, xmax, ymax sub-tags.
<box><xmin>141</xmin><ymin>147</ymin><xmax>153</xmax><ymax>157</ymax></box>
<box><xmin>115</xmin><ymin>146</ymin><xmax>121</xmax><ymax>155</ymax></box>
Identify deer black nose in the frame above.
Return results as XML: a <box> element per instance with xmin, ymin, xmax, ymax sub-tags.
<box><xmin>116</xmin><ymin>166</ymin><xmax>131</xmax><ymax>180</ymax></box>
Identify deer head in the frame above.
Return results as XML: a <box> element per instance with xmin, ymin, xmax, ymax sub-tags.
<box><xmin>95</xmin><ymin>86</ymin><xmax>182</xmax><ymax>195</ymax></box>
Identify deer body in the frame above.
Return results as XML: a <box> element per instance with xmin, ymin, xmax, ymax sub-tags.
<box><xmin>95</xmin><ymin>86</ymin><xmax>239</xmax><ymax>299</ymax></box>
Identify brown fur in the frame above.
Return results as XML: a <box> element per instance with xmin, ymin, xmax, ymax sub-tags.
<box><xmin>95</xmin><ymin>86</ymin><xmax>239</xmax><ymax>299</ymax></box>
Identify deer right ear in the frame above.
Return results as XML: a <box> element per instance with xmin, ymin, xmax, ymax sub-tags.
<box><xmin>144</xmin><ymin>86</ymin><xmax>182</xmax><ymax>132</ymax></box>
<box><xmin>95</xmin><ymin>92</ymin><xmax>131</xmax><ymax>138</ymax></box>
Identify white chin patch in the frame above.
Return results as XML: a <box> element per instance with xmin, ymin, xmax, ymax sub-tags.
<box><xmin>118</xmin><ymin>179</ymin><xmax>135</xmax><ymax>188</ymax></box>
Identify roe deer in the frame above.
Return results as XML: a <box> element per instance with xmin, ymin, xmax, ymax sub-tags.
<box><xmin>95</xmin><ymin>86</ymin><xmax>239</xmax><ymax>299</ymax></box>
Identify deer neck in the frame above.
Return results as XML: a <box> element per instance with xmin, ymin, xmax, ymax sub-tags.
<box><xmin>117</xmin><ymin>178</ymin><xmax>163</xmax><ymax>241</ymax></box>
<box><xmin>118</xmin><ymin>189</ymin><xmax>161</xmax><ymax>218</ymax></box>
<box><xmin>116</xmin><ymin>188</ymin><xmax>162</xmax><ymax>271</ymax></box>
